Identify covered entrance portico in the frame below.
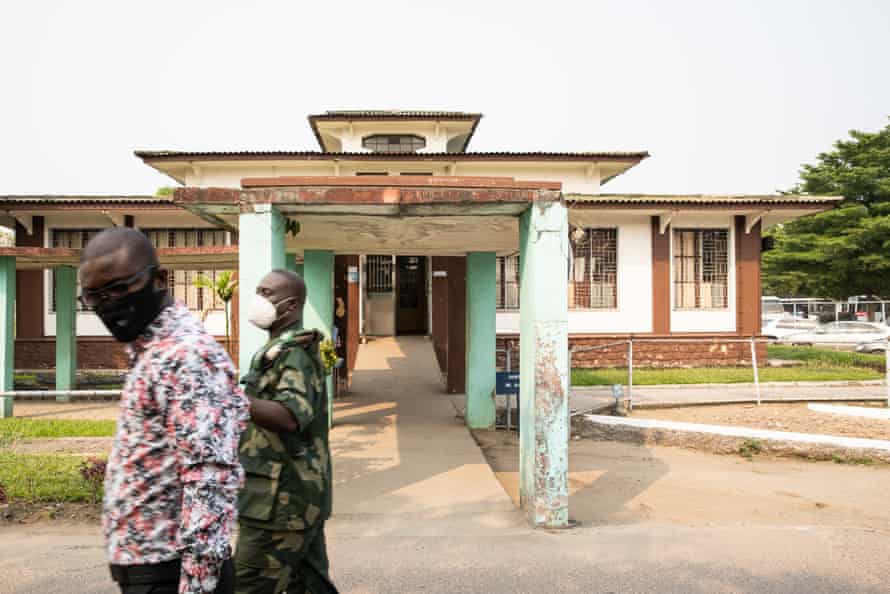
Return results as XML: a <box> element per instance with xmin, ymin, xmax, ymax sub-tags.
<box><xmin>176</xmin><ymin>176</ymin><xmax>571</xmax><ymax>528</ymax></box>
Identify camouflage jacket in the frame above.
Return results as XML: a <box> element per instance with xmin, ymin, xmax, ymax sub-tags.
<box><xmin>238</xmin><ymin>325</ymin><xmax>332</xmax><ymax>531</ymax></box>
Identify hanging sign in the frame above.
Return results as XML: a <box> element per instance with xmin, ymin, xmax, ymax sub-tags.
<box><xmin>347</xmin><ymin>266</ymin><xmax>359</xmax><ymax>284</ymax></box>
<box><xmin>433</xmin><ymin>270</ymin><xmax>448</xmax><ymax>278</ymax></box>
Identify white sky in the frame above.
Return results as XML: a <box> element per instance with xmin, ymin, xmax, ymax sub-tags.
<box><xmin>2</xmin><ymin>0</ymin><xmax>888</xmax><ymax>196</ymax></box>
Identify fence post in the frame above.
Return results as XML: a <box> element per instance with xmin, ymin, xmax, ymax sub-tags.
<box><xmin>885</xmin><ymin>337</ymin><xmax>889</xmax><ymax>409</ymax></box>
<box><xmin>750</xmin><ymin>336</ymin><xmax>761</xmax><ymax>406</ymax></box>
<box><xmin>627</xmin><ymin>338</ymin><xmax>634</xmax><ymax>412</ymax></box>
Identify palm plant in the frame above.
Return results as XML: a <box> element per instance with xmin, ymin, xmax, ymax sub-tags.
<box><xmin>194</xmin><ymin>271</ymin><xmax>238</xmax><ymax>357</ymax></box>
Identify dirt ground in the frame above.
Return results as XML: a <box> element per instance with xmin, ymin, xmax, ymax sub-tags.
<box><xmin>631</xmin><ymin>402</ymin><xmax>890</xmax><ymax>440</ymax></box>
<box><xmin>0</xmin><ymin>502</ymin><xmax>101</xmax><ymax>525</ymax></box>
<box><xmin>473</xmin><ymin>429</ymin><xmax>890</xmax><ymax>530</ymax></box>
<box><xmin>13</xmin><ymin>437</ymin><xmax>113</xmax><ymax>455</ymax></box>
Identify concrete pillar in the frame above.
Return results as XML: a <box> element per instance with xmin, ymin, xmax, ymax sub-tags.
<box><xmin>238</xmin><ymin>204</ymin><xmax>286</xmax><ymax>370</ymax></box>
<box><xmin>55</xmin><ymin>266</ymin><xmax>77</xmax><ymax>400</ymax></box>
<box><xmin>0</xmin><ymin>256</ymin><xmax>14</xmax><ymax>418</ymax></box>
<box><xmin>304</xmin><ymin>250</ymin><xmax>334</xmax><ymax>422</ymax></box>
<box><xmin>465</xmin><ymin>252</ymin><xmax>496</xmax><ymax>429</ymax></box>
<box><xmin>519</xmin><ymin>198</ymin><xmax>570</xmax><ymax>528</ymax></box>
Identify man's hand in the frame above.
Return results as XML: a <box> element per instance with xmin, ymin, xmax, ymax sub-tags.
<box><xmin>249</xmin><ymin>397</ymin><xmax>298</xmax><ymax>433</ymax></box>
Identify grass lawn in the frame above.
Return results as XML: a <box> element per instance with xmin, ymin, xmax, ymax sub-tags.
<box><xmin>0</xmin><ymin>418</ymin><xmax>116</xmax><ymax>440</ymax></box>
<box><xmin>767</xmin><ymin>345</ymin><xmax>885</xmax><ymax>369</ymax></box>
<box><xmin>572</xmin><ymin>365</ymin><xmax>882</xmax><ymax>386</ymax></box>
<box><xmin>0</xmin><ymin>452</ymin><xmax>102</xmax><ymax>503</ymax></box>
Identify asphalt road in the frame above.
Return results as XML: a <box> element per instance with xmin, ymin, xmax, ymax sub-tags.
<box><xmin>2</xmin><ymin>522</ymin><xmax>887</xmax><ymax>594</ymax></box>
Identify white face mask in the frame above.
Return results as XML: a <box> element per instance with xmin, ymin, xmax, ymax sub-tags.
<box><xmin>247</xmin><ymin>295</ymin><xmax>277</xmax><ymax>329</ymax></box>
<box><xmin>247</xmin><ymin>295</ymin><xmax>297</xmax><ymax>330</ymax></box>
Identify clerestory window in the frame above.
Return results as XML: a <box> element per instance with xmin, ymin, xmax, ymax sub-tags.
<box><xmin>362</xmin><ymin>134</ymin><xmax>426</xmax><ymax>153</ymax></box>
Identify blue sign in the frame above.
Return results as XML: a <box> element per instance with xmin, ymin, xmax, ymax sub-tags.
<box><xmin>496</xmin><ymin>371</ymin><xmax>520</xmax><ymax>395</ymax></box>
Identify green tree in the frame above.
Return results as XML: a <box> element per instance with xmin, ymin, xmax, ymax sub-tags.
<box><xmin>194</xmin><ymin>271</ymin><xmax>238</xmax><ymax>357</ymax></box>
<box><xmin>763</xmin><ymin>120</ymin><xmax>890</xmax><ymax>299</ymax></box>
<box><xmin>155</xmin><ymin>186</ymin><xmax>174</xmax><ymax>197</ymax></box>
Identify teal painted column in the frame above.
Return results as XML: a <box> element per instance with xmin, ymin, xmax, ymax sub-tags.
<box><xmin>0</xmin><ymin>256</ymin><xmax>14</xmax><ymax>418</ymax></box>
<box><xmin>465</xmin><ymin>252</ymin><xmax>497</xmax><ymax>429</ymax></box>
<box><xmin>285</xmin><ymin>254</ymin><xmax>304</xmax><ymax>277</ymax></box>
<box><xmin>519</xmin><ymin>197</ymin><xmax>569</xmax><ymax>528</ymax></box>
<box><xmin>304</xmin><ymin>250</ymin><xmax>334</xmax><ymax>423</ymax></box>
<box><xmin>55</xmin><ymin>266</ymin><xmax>77</xmax><ymax>400</ymax></box>
<box><xmin>238</xmin><ymin>204</ymin><xmax>286</xmax><ymax>370</ymax></box>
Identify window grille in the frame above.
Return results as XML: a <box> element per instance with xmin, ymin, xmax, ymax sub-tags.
<box><xmin>673</xmin><ymin>229</ymin><xmax>729</xmax><ymax>309</ymax></box>
<box><xmin>496</xmin><ymin>255</ymin><xmax>520</xmax><ymax>310</ymax></box>
<box><xmin>366</xmin><ymin>255</ymin><xmax>394</xmax><ymax>293</ymax></box>
<box><xmin>51</xmin><ymin>229</ymin><xmax>102</xmax><ymax>312</ymax></box>
<box><xmin>571</xmin><ymin>228</ymin><xmax>617</xmax><ymax>309</ymax></box>
<box><xmin>50</xmin><ymin>228</ymin><xmax>228</xmax><ymax>313</ymax></box>
<box><xmin>362</xmin><ymin>134</ymin><xmax>426</xmax><ymax>153</ymax></box>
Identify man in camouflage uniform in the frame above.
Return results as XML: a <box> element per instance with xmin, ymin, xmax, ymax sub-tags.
<box><xmin>234</xmin><ymin>269</ymin><xmax>337</xmax><ymax>594</ymax></box>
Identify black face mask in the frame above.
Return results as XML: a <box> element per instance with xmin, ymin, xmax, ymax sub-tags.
<box><xmin>95</xmin><ymin>275</ymin><xmax>167</xmax><ymax>343</ymax></box>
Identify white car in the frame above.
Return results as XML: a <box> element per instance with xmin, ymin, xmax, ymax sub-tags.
<box><xmin>782</xmin><ymin>321</ymin><xmax>890</xmax><ymax>349</ymax></box>
<box><xmin>761</xmin><ymin>317</ymin><xmax>820</xmax><ymax>340</ymax></box>
<box><xmin>855</xmin><ymin>340</ymin><xmax>889</xmax><ymax>354</ymax></box>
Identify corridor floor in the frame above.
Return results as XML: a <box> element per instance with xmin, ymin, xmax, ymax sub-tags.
<box><xmin>328</xmin><ymin>336</ymin><xmax>521</xmax><ymax>537</ymax></box>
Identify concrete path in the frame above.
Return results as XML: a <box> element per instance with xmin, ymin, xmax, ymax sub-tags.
<box><xmin>328</xmin><ymin>336</ymin><xmax>521</xmax><ymax>537</ymax></box>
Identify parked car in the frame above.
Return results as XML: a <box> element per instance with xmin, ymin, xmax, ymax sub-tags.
<box><xmin>781</xmin><ymin>321</ymin><xmax>890</xmax><ymax>349</ymax></box>
<box><xmin>855</xmin><ymin>340</ymin><xmax>889</xmax><ymax>354</ymax></box>
<box><xmin>761</xmin><ymin>317</ymin><xmax>820</xmax><ymax>340</ymax></box>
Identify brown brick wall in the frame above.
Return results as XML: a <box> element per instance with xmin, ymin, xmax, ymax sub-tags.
<box><xmin>15</xmin><ymin>338</ymin><xmax>239</xmax><ymax>370</ymax></box>
<box><xmin>496</xmin><ymin>335</ymin><xmax>767</xmax><ymax>370</ymax></box>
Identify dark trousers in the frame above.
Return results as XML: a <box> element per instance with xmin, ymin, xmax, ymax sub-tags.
<box><xmin>111</xmin><ymin>557</ymin><xmax>235</xmax><ymax>594</ymax></box>
<box><xmin>234</xmin><ymin>521</ymin><xmax>338</xmax><ymax>594</ymax></box>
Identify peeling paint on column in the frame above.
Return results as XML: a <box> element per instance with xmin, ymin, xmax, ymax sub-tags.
<box><xmin>519</xmin><ymin>198</ymin><xmax>570</xmax><ymax>528</ymax></box>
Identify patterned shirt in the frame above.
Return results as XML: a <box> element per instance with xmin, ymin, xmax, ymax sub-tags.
<box><xmin>103</xmin><ymin>302</ymin><xmax>249</xmax><ymax>594</ymax></box>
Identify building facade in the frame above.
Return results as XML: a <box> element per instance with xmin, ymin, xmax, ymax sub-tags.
<box><xmin>2</xmin><ymin>110</ymin><xmax>837</xmax><ymax>378</ymax></box>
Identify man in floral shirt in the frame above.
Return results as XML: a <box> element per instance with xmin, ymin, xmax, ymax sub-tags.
<box><xmin>79</xmin><ymin>228</ymin><xmax>249</xmax><ymax>594</ymax></box>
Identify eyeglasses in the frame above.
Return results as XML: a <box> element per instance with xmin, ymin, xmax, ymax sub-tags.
<box><xmin>78</xmin><ymin>266</ymin><xmax>156</xmax><ymax>308</ymax></box>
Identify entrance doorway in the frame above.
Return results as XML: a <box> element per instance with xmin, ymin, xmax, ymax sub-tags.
<box><xmin>396</xmin><ymin>256</ymin><xmax>427</xmax><ymax>334</ymax></box>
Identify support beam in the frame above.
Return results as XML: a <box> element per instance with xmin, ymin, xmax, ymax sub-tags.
<box><xmin>658</xmin><ymin>211</ymin><xmax>675</xmax><ymax>235</ymax></box>
<box><xmin>0</xmin><ymin>256</ymin><xmax>14</xmax><ymax>417</ymax></box>
<box><xmin>54</xmin><ymin>266</ymin><xmax>77</xmax><ymax>399</ymax></box>
<box><xmin>745</xmin><ymin>211</ymin><xmax>767</xmax><ymax>234</ymax></box>
<box><xmin>238</xmin><ymin>204</ymin><xmax>286</xmax><ymax>370</ymax></box>
<box><xmin>519</xmin><ymin>199</ymin><xmax>569</xmax><ymax>528</ymax></box>
<box><xmin>304</xmin><ymin>250</ymin><xmax>335</xmax><ymax>423</ymax></box>
<box><xmin>465</xmin><ymin>252</ymin><xmax>497</xmax><ymax>429</ymax></box>
<box><xmin>13</xmin><ymin>214</ymin><xmax>33</xmax><ymax>236</ymax></box>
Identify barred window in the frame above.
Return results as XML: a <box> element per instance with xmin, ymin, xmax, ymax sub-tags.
<box><xmin>570</xmin><ymin>228</ymin><xmax>617</xmax><ymax>309</ymax></box>
<box><xmin>51</xmin><ymin>229</ymin><xmax>102</xmax><ymax>312</ymax></box>
<box><xmin>496</xmin><ymin>255</ymin><xmax>520</xmax><ymax>310</ymax></box>
<box><xmin>141</xmin><ymin>228</ymin><xmax>228</xmax><ymax>312</ymax></box>
<box><xmin>50</xmin><ymin>228</ymin><xmax>229</xmax><ymax>313</ymax></box>
<box><xmin>673</xmin><ymin>229</ymin><xmax>729</xmax><ymax>309</ymax></box>
<box><xmin>366</xmin><ymin>255</ymin><xmax>394</xmax><ymax>293</ymax></box>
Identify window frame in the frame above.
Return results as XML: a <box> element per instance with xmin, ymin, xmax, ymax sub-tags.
<box><xmin>362</xmin><ymin>134</ymin><xmax>426</xmax><ymax>154</ymax></box>
<box><xmin>671</xmin><ymin>227</ymin><xmax>730</xmax><ymax>311</ymax></box>
<box><xmin>569</xmin><ymin>227</ymin><xmax>619</xmax><ymax>311</ymax></box>
<box><xmin>495</xmin><ymin>255</ymin><xmax>520</xmax><ymax>311</ymax></box>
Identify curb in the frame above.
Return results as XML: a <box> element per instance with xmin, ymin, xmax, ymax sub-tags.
<box><xmin>573</xmin><ymin>413</ymin><xmax>890</xmax><ymax>464</ymax></box>
<box><xmin>573</xmin><ymin>380</ymin><xmax>885</xmax><ymax>391</ymax></box>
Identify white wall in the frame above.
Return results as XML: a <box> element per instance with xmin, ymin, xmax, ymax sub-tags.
<box><xmin>496</xmin><ymin>215</ymin><xmax>652</xmax><ymax>335</ymax></box>
<box><xmin>189</xmin><ymin>160</ymin><xmax>604</xmax><ymax>194</ymax></box>
<box><xmin>669</xmin><ymin>214</ymin><xmax>736</xmax><ymax>332</ymax></box>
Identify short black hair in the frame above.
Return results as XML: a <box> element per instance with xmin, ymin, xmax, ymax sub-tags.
<box><xmin>268</xmin><ymin>268</ymin><xmax>307</xmax><ymax>305</ymax></box>
<box><xmin>81</xmin><ymin>227</ymin><xmax>159</xmax><ymax>268</ymax></box>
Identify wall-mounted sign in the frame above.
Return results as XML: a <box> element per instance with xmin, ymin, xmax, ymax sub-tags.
<box><xmin>347</xmin><ymin>266</ymin><xmax>359</xmax><ymax>284</ymax></box>
<box><xmin>433</xmin><ymin>270</ymin><xmax>448</xmax><ymax>278</ymax></box>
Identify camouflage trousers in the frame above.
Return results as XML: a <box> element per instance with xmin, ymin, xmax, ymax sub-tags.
<box><xmin>234</xmin><ymin>521</ymin><xmax>338</xmax><ymax>594</ymax></box>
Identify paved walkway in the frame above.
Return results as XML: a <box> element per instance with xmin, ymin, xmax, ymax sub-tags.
<box><xmin>328</xmin><ymin>336</ymin><xmax>520</xmax><ymax>537</ymax></box>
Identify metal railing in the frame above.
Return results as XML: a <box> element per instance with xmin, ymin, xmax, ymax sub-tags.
<box><xmin>567</xmin><ymin>336</ymin><xmax>889</xmax><ymax>409</ymax></box>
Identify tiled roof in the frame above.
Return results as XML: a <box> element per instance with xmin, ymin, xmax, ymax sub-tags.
<box><xmin>135</xmin><ymin>150</ymin><xmax>649</xmax><ymax>162</ymax></box>
<box><xmin>310</xmin><ymin>110</ymin><xmax>482</xmax><ymax>120</ymax></box>
<box><xmin>566</xmin><ymin>193</ymin><xmax>843</xmax><ymax>205</ymax></box>
<box><xmin>0</xmin><ymin>195</ymin><xmax>172</xmax><ymax>204</ymax></box>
